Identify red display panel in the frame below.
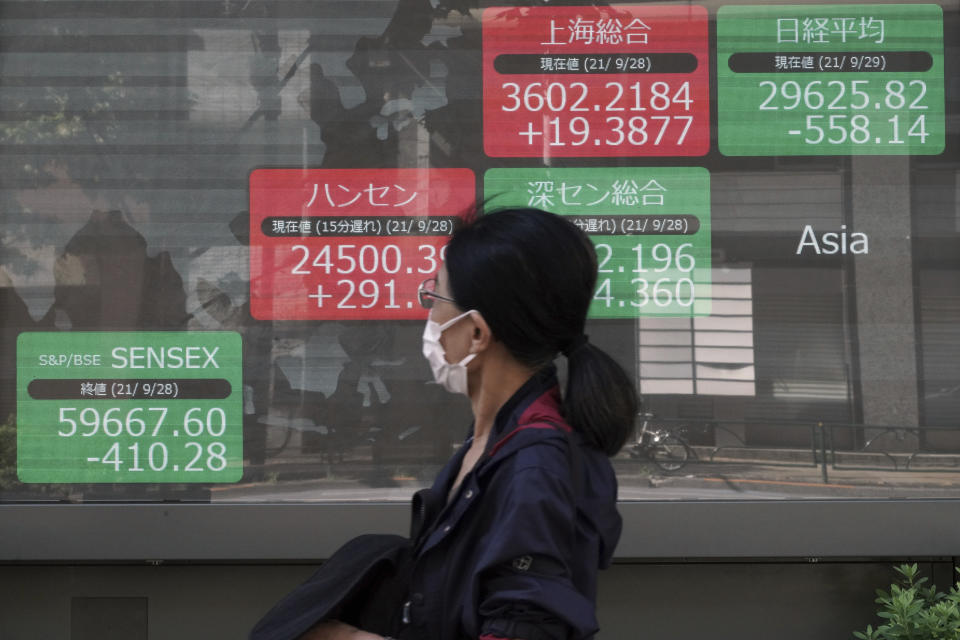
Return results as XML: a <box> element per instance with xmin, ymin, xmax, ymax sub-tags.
<box><xmin>482</xmin><ymin>5</ymin><xmax>709</xmax><ymax>157</ymax></box>
<box><xmin>250</xmin><ymin>169</ymin><xmax>475</xmax><ymax>320</ymax></box>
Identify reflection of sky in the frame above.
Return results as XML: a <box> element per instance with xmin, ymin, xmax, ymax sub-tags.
<box><xmin>183</xmin><ymin>245</ymin><xmax>248</xmax><ymax>327</ymax></box>
<box><xmin>3</xmin><ymin>246</ymin><xmax>60</xmax><ymax>320</ymax></box>
<box><xmin>273</xmin><ymin>328</ymin><xmax>347</xmax><ymax>397</ymax></box>
<box><xmin>188</xmin><ymin>30</ymin><xmax>321</xmax><ymax>117</ymax></box>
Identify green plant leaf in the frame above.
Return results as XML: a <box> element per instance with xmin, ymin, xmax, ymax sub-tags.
<box><xmin>856</xmin><ymin>564</ymin><xmax>960</xmax><ymax>640</ymax></box>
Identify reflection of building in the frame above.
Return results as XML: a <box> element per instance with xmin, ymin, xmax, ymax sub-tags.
<box><xmin>637</xmin><ymin>267</ymin><xmax>755</xmax><ymax>397</ymax></box>
<box><xmin>619</xmin><ymin>164</ymin><xmax>960</xmax><ymax>454</ymax></box>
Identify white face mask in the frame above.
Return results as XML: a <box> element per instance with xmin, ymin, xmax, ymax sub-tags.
<box><xmin>422</xmin><ymin>311</ymin><xmax>477</xmax><ymax>396</ymax></box>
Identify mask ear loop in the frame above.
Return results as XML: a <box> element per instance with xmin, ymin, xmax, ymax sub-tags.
<box><xmin>436</xmin><ymin>309</ymin><xmax>479</xmax><ymax>333</ymax></box>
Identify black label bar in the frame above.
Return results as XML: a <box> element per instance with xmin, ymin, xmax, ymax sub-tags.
<box><xmin>568</xmin><ymin>215</ymin><xmax>700</xmax><ymax>236</ymax></box>
<box><xmin>494</xmin><ymin>53</ymin><xmax>698</xmax><ymax>75</ymax></box>
<box><xmin>727</xmin><ymin>51</ymin><xmax>932</xmax><ymax>73</ymax></box>
<box><xmin>261</xmin><ymin>216</ymin><xmax>462</xmax><ymax>237</ymax></box>
<box><xmin>28</xmin><ymin>379</ymin><xmax>232</xmax><ymax>400</ymax></box>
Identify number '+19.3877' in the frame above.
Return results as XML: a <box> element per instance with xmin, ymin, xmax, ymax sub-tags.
<box><xmin>502</xmin><ymin>81</ymin><xmax>695</xmax><ymax>147</ymax></box>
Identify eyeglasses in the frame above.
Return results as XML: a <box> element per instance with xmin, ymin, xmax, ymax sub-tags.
<box><xmin>417</xmin><ymin>278</ymin><xmax>458</xmax><ymax>309</ymax></box>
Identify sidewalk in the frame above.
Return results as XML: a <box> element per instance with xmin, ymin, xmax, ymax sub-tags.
<box><xmin>612</xmin><ymin>445</ymin><xmax>960</xmax><ymax>499</ymax></box>
<box><xmin>218</xmin><ymin>444</ymin><xmax>960</xmax><ymax>502</ymax></box>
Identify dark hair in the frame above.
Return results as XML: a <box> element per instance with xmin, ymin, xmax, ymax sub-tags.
<box><xmin>445</xmin><ymin>208</ymin><xmax>638</xmax><ymax>456</ymax></box>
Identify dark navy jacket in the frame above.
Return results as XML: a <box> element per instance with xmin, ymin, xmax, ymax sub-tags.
<box><xmin>400</xmin><ymin>367</ymin><xmax>622</xmax><ymax>640</ymax></box>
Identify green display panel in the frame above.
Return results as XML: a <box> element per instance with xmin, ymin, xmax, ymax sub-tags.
<box><xmin>484</xmin><ymin>168</ymin><xmax>711</xmax><ymax>317</ymax></box>
<box><xmin>717</xmin><ymin>4</ymin><xmax>944</xmax><ymax>156</ymax></box>
<box><xmin>17</xmin><ymin>332</ymin><xmax>243</xmax><ymax>483</ymax></box>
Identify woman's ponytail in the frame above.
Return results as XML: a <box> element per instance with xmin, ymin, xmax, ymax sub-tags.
<box><xmin>563</xmin><ymin>340</ymin><xmax>638</xmax><ymax>457</ymax></box>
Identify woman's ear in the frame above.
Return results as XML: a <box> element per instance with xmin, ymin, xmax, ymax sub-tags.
<box><xmin>467</xmin><ymin>311</ymin><xmax>493</xmax><ymax>354</ymax></box>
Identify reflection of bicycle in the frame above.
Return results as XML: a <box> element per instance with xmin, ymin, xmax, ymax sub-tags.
<box><xmin>628</xmin><ymin>412</ymin><xmax>693</xmax><ymax>473</ymax></box>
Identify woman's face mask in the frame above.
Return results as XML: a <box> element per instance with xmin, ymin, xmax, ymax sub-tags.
<box><xmin>422</xmin><ymin>311</ymin><xmax>477</xmax><ymax>396</ymax></box>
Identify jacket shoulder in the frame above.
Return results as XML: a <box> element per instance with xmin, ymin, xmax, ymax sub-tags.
<box><xmin>488</xmin><ymin>419</ymin><xmax>571</xmax><ymax>469</ymax></box>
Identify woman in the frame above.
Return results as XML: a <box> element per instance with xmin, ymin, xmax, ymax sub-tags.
<box><xmin>306</xmin><ymin>208</ymin><xmax>637</xmax><ymax>640</ymax></box>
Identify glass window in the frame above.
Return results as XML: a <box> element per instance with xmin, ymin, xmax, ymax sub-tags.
<box><xmin>1</xmin><ymin>0</ymin><xmax>957</xmax><ymax>505</ymax></box>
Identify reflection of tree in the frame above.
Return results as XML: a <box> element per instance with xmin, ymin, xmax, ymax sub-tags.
<box><xmin>0</xmin><ymin>10</ymin><xmax>202</xmax><ymax>495</ymax></box>
<box><xmin>293</xmin><ymin>0</ymin><xmax>478</xmax><ymax>479</ymax></box>
<box><xmin>192</xmin><ymin>278</ymin><xmax>282</xmax><ymax>478</ymax></box>
<box><xmin>0</xmin><ymin>70</ymin><xmax>125</xmax><ymax>275</ymax></box>
<box><xmin>0</xmin><ymin>16</ymin><xmax>194</xmax><ymax>279</ymax></box>
<box><xmin>0</xmin><ymin>270</ymin><xmax>52</xmax><ymax>428</ymax></box>
<box><xmin>0</xmin><ymin>414</ymin><xmax>19</xmax><ymax>491</ymax></box>
<box><xmin>2</xmin><ymin>0</ymin><xmax>485</xmax><ymax>491</ymax></box>
<box><xmin>0</xmin><ymin>209</ymin><xmax>194</xmax><ymax>499</ymax></box>
<box><xmin>50</xmin><ymin>210</ymin><xmax>188</xmax><ymax>330</ymax></box>
<box><xmin>305</xmin><ymin>0</ymin><xmax>446</xmax><ymax>168</ymax></box>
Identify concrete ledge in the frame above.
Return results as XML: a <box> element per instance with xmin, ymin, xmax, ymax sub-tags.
<box><xmin>2</xmin><ymin>500</ymin><xmax>959</xmax><ymax>562</ymax></box>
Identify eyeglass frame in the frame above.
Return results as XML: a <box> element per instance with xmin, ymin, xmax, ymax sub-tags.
<box><xmin>418</xmin><ymin>277</ymin><xmax>458</xmax><ymax>309</ymax></box>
